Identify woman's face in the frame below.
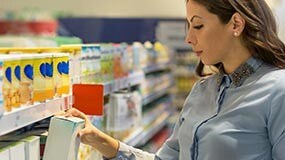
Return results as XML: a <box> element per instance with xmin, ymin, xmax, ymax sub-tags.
<box><xmin>185</xmin><ymin>0</ymin><xmax>234</xmax><ymax>65</ymax></box>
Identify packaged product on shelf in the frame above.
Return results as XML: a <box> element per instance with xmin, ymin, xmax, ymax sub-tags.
<box><xmin>33</xmin><ymin>54</ymin><xmax>47</xmax><ymax>102</ymax></box>
<box><xmin>80</xmin><ymin>45</ymin><xmax>88</xmax><ymax>84</ymax></box>
<box><xmin>0</xmin><ymin>136</ymin><xmax>40</xmax><ymax>160</ymax></box>
<box><xmin>154</xmin><ymin>42</ymin><xmax>170</xmax><ymax>64</ymax></box>
<box><xmin>81</xmin><ymin>44</ymin><xmax>101</xmax><ymax>83</ymax></box>
<box><xmin>82</xmin><ymin>45</ymin><xmax>92</xmax><ymax>83</ymax></box>
<box><xmin>120</xmin><ymin>43</ymin><xmax>130</xmax><ymax>78</ymax></box>
<box><xmin>0</xmin><ymin>55</ymin><xmax>10</xmax><ymax>113</ymax></box>
<box><xmin>0</xmin><ymin>143</ymin><xmax>9</xmax><ymax>160</ymax></box>
<box><xmin>132</xmin><ymin>42</ymin><xmax>147</xmax><ymax>69</ymax></box>
<box><xmin>21</xmin><ymin>130</ymin><xmax>48</xmax><ymax>160</ymax></box>
<box><xmin>53</xmin><ymin>53</ymin><xmax>70</xmax><ymax>96</ymax></box>
<box><xmin>92</xmin><ymin>45</ymin><xmax>101</xmax><ymax>83</ymax></box>
<box><xmin>0</xmin><ymin>141</ymin><xmax>25</xmax><ymax>160</ymax></box>
<box><xmin>144</xmin><ymin>41</ymin><xmax>157</xmax><ymax>65</ymax></box>
<box><xmin>3</xmin><ymin>56</ymin><xmax>17</xmax><ymax>112</ymax></box>
<box><xmin>77</xmin><ymin>143</ymin><xmax>102</xmax><ymax>160</ymax></box>
<box><xmin>11</xmin><ymin>56</ymin><xmax>21</xmax><ymax>108</ymax></box>
<box><xmin>70</xmin><ymin>49</ymin><xmax>81</xmax><ymax>84</ymax></box>
<box><xmin>20</xmin><ymin>54</ymin><xmax>34</xmax><ymax>106</ymax></box>
<box><xmin>60</xmin><ymin>54</ymin><xmax>70</xmax><ymax>95</ymax></box>
<box><xmin>113</xmin><ymin>43</ymin><xmax>124</xmax><ymax>79</ymax></box>
<box><xmin>43</xmin><ymin>116</ymin><xmax>84</xmax><ymax>160</ymax></box>
<box><xmin>107</xmin><ymin>91</ymin><xmax>142</xmax><ymax>140</ymax></box>
<box><xmin>20</xmin><ymin>136</ymin><xmax>40</xmax><ymax>160</ymax></box>
<box><xmin>100</xmin><ymin>43</ymin><xmax>114</xmax><ymax>82</ymax></box>
<box><xmin>60</xmin><ymin>45</ymin><xmax>81</xmax><ymax>85</ymax></box>
<box><xmin>126</xmin><ymin>44</ymin><xmax>134</xmax><ymax>73</ymax></box>
<box><xmin>44</xmin><ymin>53</ymin><xmax>54</xmax><ymax>100</ymax></box>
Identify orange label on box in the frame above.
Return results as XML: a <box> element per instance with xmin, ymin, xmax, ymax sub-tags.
<box><xmin>72</xmin><ymin>84</ymin><xmax>103</xmax><ymax>115</ymax></box>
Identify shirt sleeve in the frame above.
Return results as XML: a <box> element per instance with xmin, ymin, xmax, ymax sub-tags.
<box><xmin>103</xmin><ymin>142</ymin><xmax>157</xmax><ymax>160</ymax></box>
<box><xmin>268</xmin><ymin>74</ymin><xmax>285</xmax><ymax>160</ymax></box>
<box><xmin>104</xmin><ymin>121</ymin><xmax>181</xmax><ymax>160</ymax></box>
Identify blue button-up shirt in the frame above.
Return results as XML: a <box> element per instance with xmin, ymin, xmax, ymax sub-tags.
<box><xmin>110</xmin><ymin>57</ymin><xmax>285</xmax><ymax>160</ymax></box>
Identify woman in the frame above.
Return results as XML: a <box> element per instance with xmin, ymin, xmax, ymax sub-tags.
<box><xmin>63</xmin><ymin>0</ymin><xmax>285</xmax><ymax>159</ymax></box>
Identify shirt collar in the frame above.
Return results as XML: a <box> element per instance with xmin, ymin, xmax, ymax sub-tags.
<box><xmin>217</xmin><ymin>57</ymin><xmax>263</xmax><ymax>88</ymax></box>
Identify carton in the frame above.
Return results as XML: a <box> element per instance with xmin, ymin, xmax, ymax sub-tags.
<box><xmin>20</xmin><ymin>54</ymin><xmax>34</xmax><ymax>106</ymax></box>
<box><xmin>44</xmin><ymin>53</ymin><xmax>54</xmax><ymax>100</ymax></box>
<box><xmin>0</xmin><ymin>136</ymin><xmax>40</xmax><ymax>160</ymax></box>
<box><xmin>33</xmin><ymin>54</ymin><xmax>47</xmax><ymax>102</ymax></box>
<box><xmin>43</xmin><ymin>116</ymin><xmax>84</xmax><ymax>160</ymax></box>
<box><xmin>0</xmin><ymin>141</ymin><xmax>25</xmax><ymax>160</ymax></box>
<box><xmin>0</xmin><ymin>143</ymin><xmax>10</xmax><ymax>160</ymax></box>
<box><xmin>2</xmin><ymin>55</ymin><xmax>15</xmax><ymax>112</ymax></box>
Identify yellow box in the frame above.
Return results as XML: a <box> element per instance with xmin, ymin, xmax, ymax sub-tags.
<box><xmin>58</xmin><ymin>54</ymin><xmax>70</xmax><ymax>95</ymax></box>
<box><xmin>2</xmin><ymin>56</ymin><xmax>14</xmax><ymax>112</ymax></box>
<box><xmin>53</xmin><ymin>53</ymin><xmax>64</xmax><ymax>97</ymax></box>
<box><xmin>44</xmin><ymin>53</ymin><xmax>54</xmax><ymax>100</ymax></box>
<box><xmin>20</xmin><ymin>55</ymin><xmax>34</xmax><ymax>106</ymax></box>
<box><xmin>11</xmin><ymin>56</ymin><xmax>21</xmax><ymax>108</ymax></box>
<box><xmin>33</xmin><ymin>54</ymin><xmax>47</xmax><ymax>102</ymax></box>
<box><xmin>0</xmin><ymin>55</ymin><xmax>10</xmax><ymax>113</ymax></box>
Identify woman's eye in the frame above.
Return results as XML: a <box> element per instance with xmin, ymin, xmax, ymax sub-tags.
<box><xmin>193</xmin><ymin>25</ymin><xmax>204</xmax><ymax>30</ymax></box>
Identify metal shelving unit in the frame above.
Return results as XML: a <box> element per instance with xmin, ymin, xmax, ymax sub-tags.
<box><xmin>123</xmin><ymin>111</ymin><xmax>171</xmax><ymax>147</ymax></box>
<box><xmin>102</xmin><ymin>71</ymin><xmax>144</xmax><ymax>95</ymax></box>
<box><xmin>143</xmin><ymin>62</ymin><xmax>171</xmax><ymax>74</ymax></box>
<box><xmin>0</xmin><ymin>95</ymin><xmax>72</xmax><ymax>136</ymax></box>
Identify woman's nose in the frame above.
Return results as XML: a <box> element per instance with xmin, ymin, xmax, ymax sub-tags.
<box><xmin>185</xmin><ymin>31</ymin><xmax>196</xmax><ymax>45</ymax></box>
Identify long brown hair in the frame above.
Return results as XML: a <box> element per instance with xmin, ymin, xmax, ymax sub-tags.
<box><xmin>187</xmin><ymin>0</ymin><xmax>285</xmax><ymax>76</ymax></box>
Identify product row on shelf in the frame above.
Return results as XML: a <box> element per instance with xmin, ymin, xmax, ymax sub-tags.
<box><xmin>172</xmin><ymin>50</ymin><xmax>199</xmax><ymax>109</ymax></box>
<box><xmin>0</xmin><ymin>41</ymin><xmax>175</xmax><ymax>160</ymax></box>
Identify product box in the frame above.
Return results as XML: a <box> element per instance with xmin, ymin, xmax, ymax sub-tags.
<box><xmin>44</xmin><ymin>53</ymin><xmax>54</xmax><ymax>100</ymax></box>
<box><xmin>0</xmin><ymin>135</ymin><xmax>40</xmax><ymax>160</ymax></box>
<box><xmin>0</xmin><ymin>143</ymin><xmax>10</xmax><ymax>160</ymax></box>
<box><xmin>107</xmin><ymin>91</ymin><xmax>142</xmax><ymax>139</ymax></box>
<box><xmin>21</xmin><ymin>136</ymin><xmax>40</xmax><ymax>160</ymax></box>
<box><xmin>54</xmin><ymin>53</ymin><xmax>70</xmax><ymax>95</ymax></box>
<box><xmin>20</xmin><ymin>54</ymin><xmax>34</xmax><ymax>106</ymax></box>
<box><xmin>11</xmin><ymin>56</ymin><xmax>21</xmax><ymax>108</ymax></box>
<box><xmin>3</xmin><ymin>56</ymin><xmax>14</xmax><ymax>112</ymax></box>
<box><xmin>9</xmin><ymin>141</ymin><xmax>25</xmax><ymax>160</ymax></box>
<box><xmin>43</xmin><ymin>116</ymin><xmax>84</xmax><ymax>160</ymax></box>
<box><xmin>33</xmin><ymin>54</ymin><xmax>47</xmax><ymax>102</ymax></box>
<box><xmin>0</xmin><ymin>55</ymin><xmax>10</xmax><ymax>114</ymax></box>
<box><xmin>0</xmin><ymin>141</ymin><xmax>25</xmax><ymax>160</ymax></box>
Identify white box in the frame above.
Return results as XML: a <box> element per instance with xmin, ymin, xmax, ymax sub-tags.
<box><xmin>43</xmin><ymin>116</ymin><xmax>84</xmax><ymax>160</ymax></box>
<box><xmin>22</xmin><ymin>136</ymin><xmax>40</xmax><ymax>160</ymax></box>
<box><xmin>0</xmin><ymin>136</ymin><xmax>40</xmax><ymax>160</ymax></box>
<box><xmin>9</xmin><ymin>141</ymin><xmax>25</xmax><ymax>160</ymax></box>
<box><xmin>0</xmin><ymin>144</ymin><xmax>10</xmax><ymax>160</ymax></box>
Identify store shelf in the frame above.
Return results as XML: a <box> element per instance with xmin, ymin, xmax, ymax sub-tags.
<box><xmin>103</xmin><ymin>71</ymin><xmax>144</xmax><ymax>95</ymax></box>
<box><xmin>123</xmin><ymin>111</ymin><xmax>171</xmax><ymax>147</ymax></box>
<box><xmin>142</xmin><ymin>81</ymin><xmax>174</xmax><ymax>106</ymax></box>
<box><xmin>143</xmin><ymin>62</ymin><xmax>171</xmax><ymax>74</ymax></box>
<box><xmin>0</xmin><ymin>95</ymin><xmax>71</xmax><ymax>136</ymax></box>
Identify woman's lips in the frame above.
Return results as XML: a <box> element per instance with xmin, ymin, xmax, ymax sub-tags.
<box><xmin>194</xmin><ymin>50</ymin><xmax>203</xmax><ymax>56</ymax></box>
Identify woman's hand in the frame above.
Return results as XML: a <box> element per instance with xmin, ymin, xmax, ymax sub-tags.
<box><xmin>64</xmin><ymin>108</ymin><xmax>101</xmax><ymax>147</ymax></box>
<box><xmin>56</xmin><ymin>108</ymin><xmax>119</xmax><ymax>158</ymax></box>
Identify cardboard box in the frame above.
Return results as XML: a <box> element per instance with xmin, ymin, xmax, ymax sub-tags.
<box><xmin>0</xmin><ymin>143</ymin><xmax>10</xmax><ymax>160</ymax></box>
<box><xmin>43</xmin><ymin>116</ymin><xmax>84</xmax><ymax>160</ymax></box>
<box><xmin>22</xmin><ymin>136</ymin><xmax>40</xmax><ymax>160</ymax></box>
<box><xmin>9</xmin><ymin>141</ymin><xmax>25</xmax><ymax>160</ymax></box>
<box><xmin>0</xmin><ymin>136</ymin><xmax>40</xmax><ymax>160</ymax></box>
<box><xmin>0</xmin><ymin>141</ymin><xmax>25</xmax><ymax>160</ymax></box>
